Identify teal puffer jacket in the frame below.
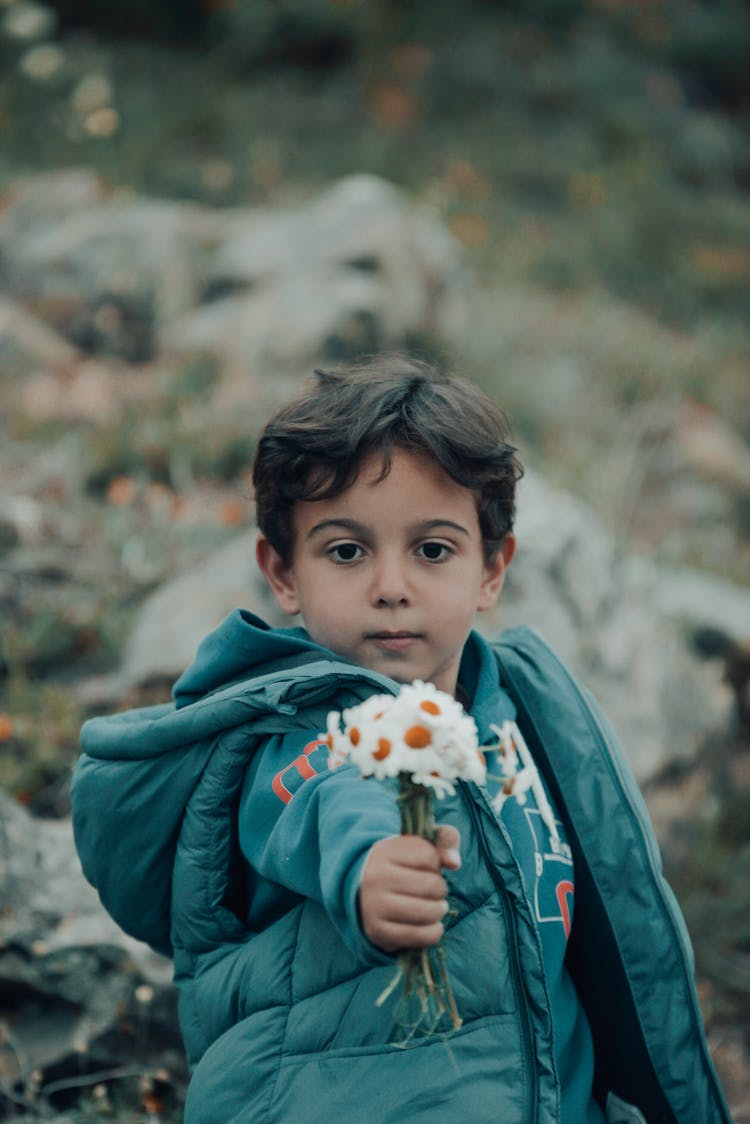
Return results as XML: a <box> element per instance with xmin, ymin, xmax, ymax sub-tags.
<box><xmin>72</xmin><ymin>613</ymin><xmax>729</xmax><ymax>1124</ymax></box>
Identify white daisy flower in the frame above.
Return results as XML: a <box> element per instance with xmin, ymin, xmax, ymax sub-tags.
<box><xmin>324</xmin><ymin>681</ymin><xmax>484</xmax><ymax>796</ymax></box>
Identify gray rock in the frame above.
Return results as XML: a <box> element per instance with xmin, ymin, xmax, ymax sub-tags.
<box><xmin>0</xmin><ymin>178</ymin><xmax>212</xmax><ymax>359</ymax></box>
<box><xmin>169</xmin><ymin>174</ymin><xmax>467</xmax><ymax>372</ymax></box>
<box><xmin>649</xmin><ymin>564</ymin><xmax>750</xmax><ymax>640</ymax></box>
<box><xmin>0</xmin><ymin>296</ymin><xmax>80</xmax><ymax>375</ymax></box>
<box><xmin>77</xmin><ymin>531</ymin><xmax>282</xmax><ymax>708</ymax></box>
<box><xmin>0</xmin><ymin>496</ymin><xmax>45</xmax><ymax>548</ymax></box>
<box><xmin>1</xmin><ymin>172</ymin><xmax>465</xmax><ymax>373</ymax></box>
<box><xmin>481</xmin><ymin>469</ymin><xmax>742</xmax><ymax>782</ymax></box>
<box><xmin>120</xmin><ymin>530</ymin><xmax>278</xmax><ymax>686</ymax></box>
<box><xmin>0</xmin><ymin>169</ymin><xmax>102</xmax><ymax>238</ymax></box>
<box><xmin>0</xmin><ymin>792</ymin><xmax>179</xmax><ymax>1091</ymax></box>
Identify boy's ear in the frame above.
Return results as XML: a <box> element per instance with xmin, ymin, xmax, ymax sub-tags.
<box><xmin>256</xmin><ymin>534</ymin><xmax>301</xmax><ymax>616</ymax></box>
<box><xmin>477</xmin><ymin>533</ymin><xmax>516</xmax><ymax>612</ymax></box>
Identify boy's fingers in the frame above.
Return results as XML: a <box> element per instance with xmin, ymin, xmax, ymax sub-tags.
<box><xmin>434</xmin><ymin>823</ymin><xmax>461</xmax><ymax>870</ymax></box>
<box><xmin>378</xmin><ymin>834</ymin><xmax>442</xmax><ymax>871</ymax></box>
<box><xmin>367</xmin><ymin>831</ymin><xmax>461</xmax><ymax>875</ymax></box>
<box><xmin>384</xmin><ymin>866</ymin><xmax>447</xmax><ymax>901</ymax></box>
<box><xmin>368</xmin><ymin>918</ymin><xmax>445</xmax><ymax>952</ymax></box>
<box><xmin>361</xmin><ymin>889</ymin><xmax>447</xmax><ymax>950</ymax></box>
<box><xmin>379</xmin><ymin>892</ymin><xmax>449</xmax><ymax>927</ymax></box>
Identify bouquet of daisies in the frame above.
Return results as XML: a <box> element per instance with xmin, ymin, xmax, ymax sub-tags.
<box><xmin>325</xmin><ymin>680</ymin><xmax>486</xmax><ymax>1037</ymax></box>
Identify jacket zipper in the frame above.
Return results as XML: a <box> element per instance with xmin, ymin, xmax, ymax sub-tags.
<box><xmin>462</xmin><ymin>786</ymin><xmax>540</xmax><ymax>1124</ymax></box>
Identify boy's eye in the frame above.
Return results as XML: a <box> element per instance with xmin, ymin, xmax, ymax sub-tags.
<box><xmin>328</xmin><ymin>542</ymin><xmax>363</xmax><ymax>563</ymax></box>
<box><xmin>417</xmin><ymin>541</ymin><xmax>452</xmax><ymax>562</ymax></box>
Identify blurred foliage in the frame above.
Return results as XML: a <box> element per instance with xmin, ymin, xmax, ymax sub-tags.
<box><xmin>79</xmin><ymin>361</ymin><xmax>255</xmax><ymax>494</ymax></box>
<box><xmin>0</xmin><ymin>581</ymin><xmax>131</xmax><ymax>813</ymax></box>
<box><xmin>36</xmin><ymin>0</ymin><xmax>750</xmax><ymax>118</ymax></box>
<box><xmin>668</xmin><ymin>821</ymin><xmax>750</xmax><ymax>1028</ymax></box>
<box><xmin>1</xmin><ymin>1064</ymin><xmax>186</xmax><ymax>1122</ymax></box>
<box><xmin>1</xmin><ymin>0</ymin><xmax>748</xmax><ymax>335</ymax></box>
<box><xmin>0</xmin><ymin>353</ymin><xmax>256</xmax><ymax>823</ymax></box>
<box><xmin>0</xmin><ymin>672</ymin><xmax>83</xmax><ymax>815</ymax></box>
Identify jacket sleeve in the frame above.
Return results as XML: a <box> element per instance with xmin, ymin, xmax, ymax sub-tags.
<box><xmin>237</xmin><ymin>729</ymin><xmax>401</xmax><ymax>966</ymax></box>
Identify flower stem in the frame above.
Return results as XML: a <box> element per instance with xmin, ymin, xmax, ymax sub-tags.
<box><xmin>393</xmin><ymin>773</ymin><xmax>462</xmax><ymax>1034</ymax></box>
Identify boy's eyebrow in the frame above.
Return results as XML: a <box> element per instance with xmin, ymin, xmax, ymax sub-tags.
<box><xmin>419</xmin><ymin>519</ymin><xmax>471</xmax><ymax>537</ymax></box>
<box><xmin>305</xmin><ymin>518</ymin><xmax>471</xmax><ymax>540</ymax></box>
<box><xmin>306</xmin><ymin>519</ymin><xmax>366</xmax><ymax>540</ymax></box>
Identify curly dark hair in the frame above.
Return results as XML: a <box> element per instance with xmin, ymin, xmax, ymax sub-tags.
<box><xmin>252</xmin><ymin>354</ymin><xmax>523</xmax><ymax>565</ymax></box>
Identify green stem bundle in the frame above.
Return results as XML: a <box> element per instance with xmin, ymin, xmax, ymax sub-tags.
<box><xmin>375</xmin><ymin>774</ymin><xmax>462</xmax><ymax>1038</ymax></box>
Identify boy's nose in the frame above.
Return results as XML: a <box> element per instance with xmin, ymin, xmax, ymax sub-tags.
<box><xmin>370</xmin><ymin>554</ymin><xmax>411</xmax><ymax>607</ymax></box>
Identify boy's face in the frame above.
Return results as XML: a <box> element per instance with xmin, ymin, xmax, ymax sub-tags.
<box><xmin>257</xmin><ymin>448</ymin><xmax>514</xmax><ymax>696</ymax></box>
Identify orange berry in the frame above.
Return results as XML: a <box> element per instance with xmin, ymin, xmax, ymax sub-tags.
<box><xmin>0</xmin><ymin>715</ymin><xmax>14</xmax><ymax>742</ymax></box>
<box><xmin>373</xmin><ymin>738</ymin><xmax>391</xmax><ymax>760</ymax></box>
<box><xmin>326</xmin><ymin>734</ymin><xmax>334</xmax><ymax>749</ymax></box>
<box><xmin>420</xmin><ymin>700</ymin><xmax>441</xmax><ymax>716</ymax></box>
<box><xmin>404</xmin><ymin>725</ymin><xmax>431</xmax><ymax>749</ymax></box>
<box><xmin>349</xmin><ymin>727</ymin><xmax>360</xmax><ymax>747</ymax></box>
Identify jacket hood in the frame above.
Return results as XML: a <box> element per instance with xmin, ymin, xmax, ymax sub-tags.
<box><xmin>78</xmin><ymin>611</ymin><xmax>398</xmax><ymax>763</ymax></box>
<box><xmin>172</xmin><ymin>609</ymin><xmax>327</xmax><ymax>708</ymax></box>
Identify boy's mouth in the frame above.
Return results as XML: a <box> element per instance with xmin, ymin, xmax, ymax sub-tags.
<box><xmin>366</xmin><ymin>631</ymin><xmax>423</xmax><ymax>652</ymax></box>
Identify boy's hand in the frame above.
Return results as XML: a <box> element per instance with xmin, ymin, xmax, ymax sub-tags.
<box><xmin>359</xmin><ymin>825</ymin><xmax>461</xmax><ymax>953</ymax></box>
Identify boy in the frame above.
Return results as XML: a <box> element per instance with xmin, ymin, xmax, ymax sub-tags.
<box><xmin>73</xmin><ymin>356</ymin><xmax>729</xmax><ymax>1123</ymax></box>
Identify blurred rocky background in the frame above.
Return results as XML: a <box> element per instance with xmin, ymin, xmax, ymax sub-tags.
<box><xmin>0</xmin><ymin>0</ymin><xmax>749</xmax><ymax>1119</ymax></box>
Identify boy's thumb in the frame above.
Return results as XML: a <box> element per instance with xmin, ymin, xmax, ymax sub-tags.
<box><xmin>434</xmin><ymin>824</ymin><xmax>461</xmax><ymax>870</ymax></box>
